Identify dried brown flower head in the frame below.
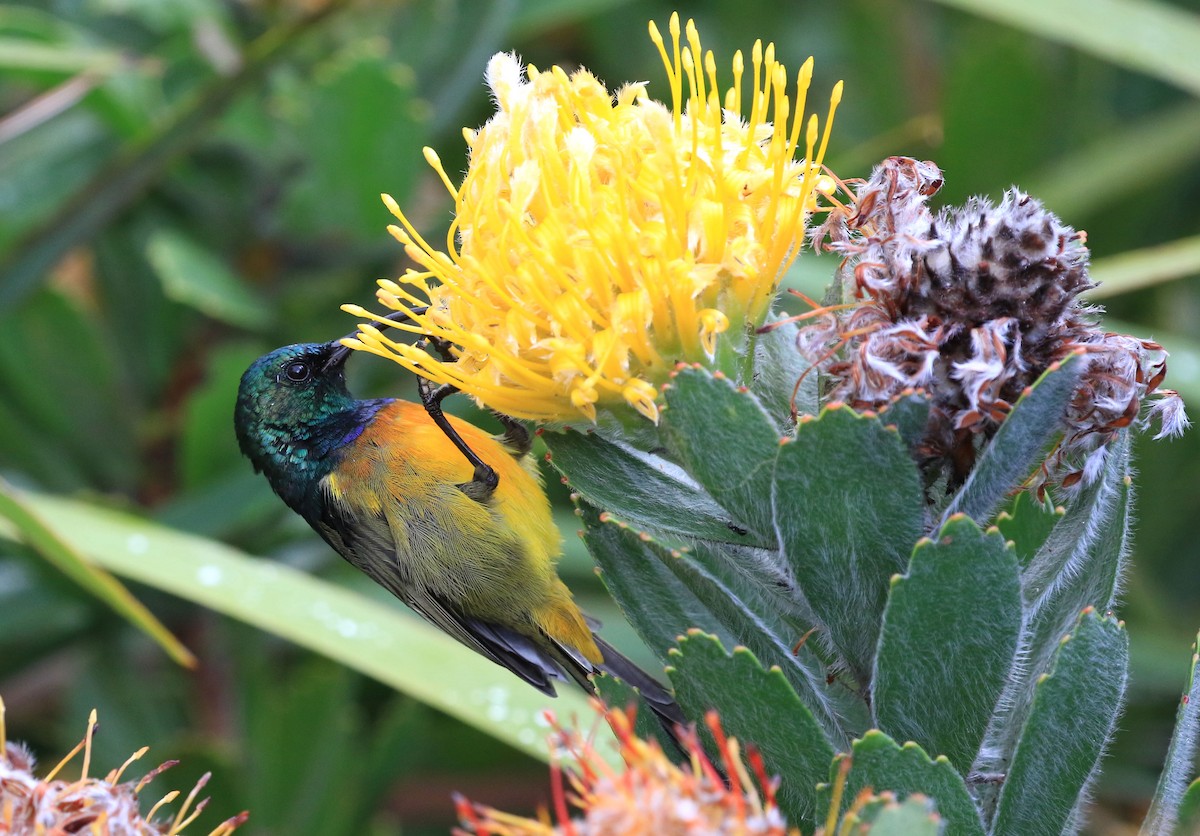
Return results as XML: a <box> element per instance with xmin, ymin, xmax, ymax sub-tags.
<box><xmin>794</xmin><ymin>156</ymin><xmax>1186</xmax><ymax>493</ymax></box>
<box><xmin>0</xmin><ymin>697</ymin><xmax>247</xmax><ymax>835</ymax></box>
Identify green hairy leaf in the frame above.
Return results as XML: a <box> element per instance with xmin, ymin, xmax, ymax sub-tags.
<box><xmin>660</xmin><ymin>365</ymin><xmax>784</xmax><ymax>542</ymax></box>
<box><xmin>752</xmin><ymin>317</ymin><xmax>819</xmax><ymax>431</ymax></box>
<box><xmin>992</xmin><ymin>609</ymin><xmax>1128</xmax><ymax>835</ymax></box>
<box><xmin>864</xmin><ymin>796</ymin><xmax>945</xmax><ymax>834</ymax></box>
<box><xmin>1175</xmin><ymin>779</ymin><xmax>1200</xmax><ymax>835</ymax></box>
<box><xmin>578</xmin><ymin>501</ymin><xmax>742</xmax><ymax>659</ymax></box>
<box><xmin>773</xmin><ymin>405</ymin><xmax>925</xmax><ymax>685</ymax></box>
<box><xmin>544</xmin><ymin>428</ymin><xmax>764</xmax><ymax>547</ymax></box>
<box><xmin>879</xmin><ymin>392</ymin><xmax>932</xmax><ymax>455</ymax></box>
<box><xmin>873</xmin><ymin>516</ymin><xmax>1021</xmax><ymax>775</ymax></box>
<box><xmin>977</xmin><ymin>430</ymin><xmax>1133</xmax><ymax>792</ymax></box>
<box><xmin>996</xmin><ymin>491</ymin><xmax>1063</xmax><ymax>568</ymax></box>
<box><xmin>830</xmin><ymin>731</ymin><xmax>985</xmax><ymax>836</ymax></box>
<box><xmin>579</xmin><ymin>503</ymin><xmax>851</xmax><ymax>746</ymax></box>
<box><xmin>939</xmin><ymin>354</ymin><xmax>1082</xmax><ymax>527</ymax></box>
<box><xmin>1141</xmin><ymin>632</ymin><xmax>1200</xmax><ymax>835</ymax></box>
<box><xmin>854</xmin><ymin>795</ymin><xmax>942</xmax><ymax>835</ymax></box>
<box><xmin>668</xmin><ymin>632</ymin><xmax>835</xmax><ymax>830</ymax></box>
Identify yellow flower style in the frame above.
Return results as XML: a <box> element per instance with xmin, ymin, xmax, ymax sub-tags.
<box><xmin>344</xmin><ymin>13</ymin><xmax>841</xmax><ymax>423</ymax></box>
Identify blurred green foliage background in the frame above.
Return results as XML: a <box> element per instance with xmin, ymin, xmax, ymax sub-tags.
<box><xmin>2</xmin><ymin>0</ymin><xmax>1200</xmax><ymax>832</ymax></box>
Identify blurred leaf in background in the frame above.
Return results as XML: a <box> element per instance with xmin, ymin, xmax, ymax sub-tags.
<box><xmin>1</xmin><ymin>0</ymin><xmax>1199</xmax><ymax>832</ymax></box>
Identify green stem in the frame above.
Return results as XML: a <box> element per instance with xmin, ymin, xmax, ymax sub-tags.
<box><xmin>740</xmin><ymin>325</ymin><xmax>761</xmax><ymax>387</ymax></box>
<box><xmin>0</xmin><ymin>477</ymin><xmax>196</xmax><ymax>668</ymax></box>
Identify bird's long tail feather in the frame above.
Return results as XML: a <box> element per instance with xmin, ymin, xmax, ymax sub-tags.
<box><xmin>590</xmin><ymin>636</ymin><xmax>688</xmax><ymax>753</ymax></box>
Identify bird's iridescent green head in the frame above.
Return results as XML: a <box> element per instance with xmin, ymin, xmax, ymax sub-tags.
<box><xmin>234</xmin><ymin>341</ymin><xmax>359</xmax><ymax>489</ymax></box>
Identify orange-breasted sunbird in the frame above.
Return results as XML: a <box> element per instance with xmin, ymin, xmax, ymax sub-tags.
<box><xmin>234</xmin><ymin>338</ymin><xmax>683</xmax><ymax>734</ymax></box>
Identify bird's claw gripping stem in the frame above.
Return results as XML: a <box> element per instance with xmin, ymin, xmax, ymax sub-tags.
<box><xmin>357</xmin><ymin>316</ymin><xmax>529</xmax><ymax>500</ymax></box>
<box><xmin>417</xmin><ymin>372</ymin><xmax>499</xmax><ymax>500</ymax></box>
<box><xmin>412</xmin><ymin>335</ymin><xmax>534</xmax><ymax>500</ymax></box>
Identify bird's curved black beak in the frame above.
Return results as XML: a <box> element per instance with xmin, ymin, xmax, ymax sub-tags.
<box><xmin>321</xmin><ymin>307</ymin><xmax>430</xmax><ymax>373</ymax></box>
<box><xmin>322</xmin><ymin>342</ymin><xmax>354</xmax><ymax>373</ymax></box>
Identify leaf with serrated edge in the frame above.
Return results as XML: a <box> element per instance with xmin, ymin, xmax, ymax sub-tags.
<box><xmin>827</xmin><ymin>730</ymin><xmax>984</xmax><ymax>836</ymax></box>
<box><xmin>665</xmin><ymin>541</ymin><xmax>854</xmax><ymax>747</ymax></box>
<box><xmin>940</xmin><ymin>354</ymin><xmax>1082</xmax><ymax>527</ymax></box>
<box><xmin>1140</xmin><ymin>632</ymin><xmax>1200</xmax><ymax>835</ymax></box>
<box><xmin>873</xmin><ymin>516</ymin><xmax>1021</xmax><ymax>776</ymax></box>
<box><xmin>545</xmin><ymin>429</ymin><xmax>765</xmax><ymax>547</ymax></box>
<box><xmin>774</xmin><ymin>405</ymin><xmax>925</xmax><ymax>685</ymax></box>
<box><xmin>580</xmin><ymin>502</ymin><xmax>850</xmax><ymax>747</ymax></box>
<box><xmin>879</xmin><ymin>391</ymin><xmax>932</xmax><ymax>455</ymax></box>
<box><xmin>996</xmin><ymin>491</ymin><xmax>1063</xmax><ymax>568</ymax></box>
<box><xmin>856</xmin><ymin>796</ymin><xmax>942</xmax><ymax>835</ymax></box>
<box><xmin>977</xmin><ymin>431</ymin><xmax>1132</xmax><ymax>794</ymax></box>
<box><xmin>992</xmin><ymin>609</ymin><xmax>1128</xmax><ymax>836</ymax></box>
<box><xmin>660</xmin><ymin>366</ymin><xmax>782</xmax><ymax>543</ymax></box>
<box><xmin>579</xmin><ymin>502</ymin><xmax>739</xmax><ymax>661</ymax></box>
<box><xmin>668</xmin><ymin>632</ymin><xmax>834</xmax><ymax>830</ymax></box>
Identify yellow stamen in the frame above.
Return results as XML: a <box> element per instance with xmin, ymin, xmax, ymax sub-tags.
<box><xmin>80</xmin><ymin>707</ymin><xmax>97</xmax><ymax>780</ymax></box>
<box><xmin>44</xmin><ymin>736</ymin><xmax>86</xmax><ymax>782</ymax></box>
<box><xmin>146</xmin><ymin>790</ymin><xmax>181</xmax><ymax>824</ymax></box>
<box><xmin>107</xmin><ymin>746</ymin><xmax>150</xmax><ymax>784</ymax></box>
<box><xmin>171</xmin><ymin>772</ymin><xmax>210</xmax><ymax>833</ymax></box>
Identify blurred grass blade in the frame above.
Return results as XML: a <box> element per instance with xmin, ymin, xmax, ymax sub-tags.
<box><xmin>925</xmin><ymin>0</ymin><xmax>1200</xmax><ymax>95</ymax></box>
<box><xmin>511</xmin><ymin>0</ymin><xmax>640</xmax><ymax>38</ymax></box>
<box><xmin>1139</xmin><ymin>632</ymin><xmax>1200</xmax><ymax>835</ymax></box>
<box><xmin>0</xmin><ymin>38</ymin><xmax>125</xmax><ymax>73</ymax></box>
<box><xmin>0</xmin><ymin>72</ymin><xmax>104</xmax><ymax>145</ymax></box>
<box><xmin>1026</xmin><ymin>103</ymin><xmax>1200</xmax><ymax>220</ymax></box>
<box><xmin>0</xmin><ymin>490</ymin><xmax>596</xmax><ymax>762</ymax></box>
<box><xmin>0</xmin><ymin>478</ymin><xmax>196</xmax><ymax>668</ymax></box>
<box><xmin>427</xmin><ymin>0</ymin><xmax>519</xmax><ymax>135</ymax></box>
<box><xmin>1087</xmin><ymin>235</ymin><xmax>1200</xmax><ymax>300</ymax></box>
<box><xmin>0</xmin><ymin>0</ymin><xmax>349</xmax><ymax>309</ymax></box>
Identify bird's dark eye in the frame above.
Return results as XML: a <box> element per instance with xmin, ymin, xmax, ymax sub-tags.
<box><xmin>282</xmin><ymin>361</ymin><xmax>311</xmax><ymax>383</ymax></box>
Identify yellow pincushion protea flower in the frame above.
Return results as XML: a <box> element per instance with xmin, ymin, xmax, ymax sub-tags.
<box><xmin>344</xmin><ymin>13</ymin><xmax>841</xmax><ymax>423</ymax></box>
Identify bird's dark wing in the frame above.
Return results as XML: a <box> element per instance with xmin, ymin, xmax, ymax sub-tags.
<box><xmin>311</xmin><ymin>484</ymin><xmax>567</xmax><ymax>696</ymax></box>
<box><xmin>308</xmin><ymin>477</ymin><xmax>686</xmax><ymax>745</ymax></box>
